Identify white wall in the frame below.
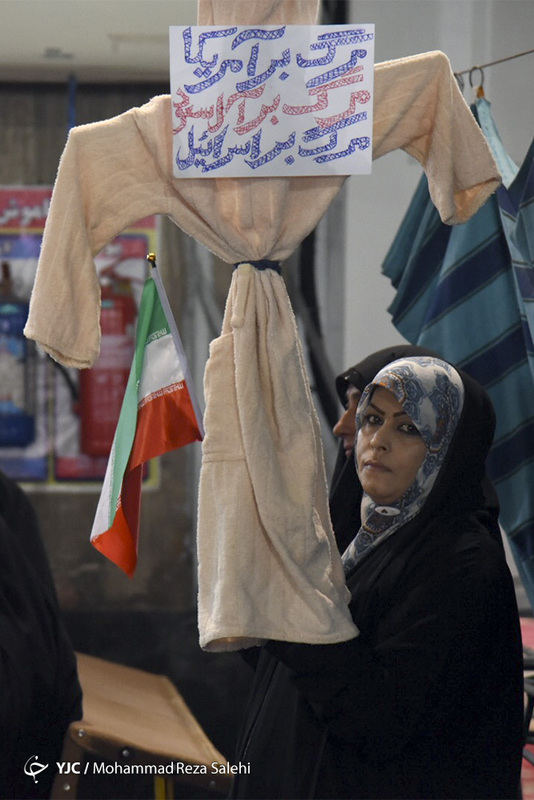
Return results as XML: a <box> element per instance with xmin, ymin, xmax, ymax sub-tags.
<box><xmin>341</xmin><ymin>0</ymin><xmax>534</xmax><ymax>368</ymax></box>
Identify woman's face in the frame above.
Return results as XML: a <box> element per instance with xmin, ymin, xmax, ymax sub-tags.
<box><xmin>333</xmin><ymin>385</ymin><xmax>361</xmax><ymax>458</ymax></box>
<box><xmin>356</xmin><ymin>386</ymin><xmax>427</xmax><ymax>505</ymax></box>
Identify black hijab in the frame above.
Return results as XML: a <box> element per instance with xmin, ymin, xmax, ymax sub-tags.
<box><xmin>329</xmin><ymin>344</ymin><xmax>501</xmax><ymax>554</ymax></box>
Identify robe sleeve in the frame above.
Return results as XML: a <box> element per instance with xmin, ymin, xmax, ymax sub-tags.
<box><xmin>373</xmin><ymin>51</ymin><xmax>500</xmax><ymax>224</ymax></box>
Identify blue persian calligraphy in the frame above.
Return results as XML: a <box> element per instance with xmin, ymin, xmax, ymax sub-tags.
<box><xmin>302</xmin><ymin>111</ymin><xmax>368</xmax><ymax>142</ymax></box>
<box><xmin>235</xmin><ymin>48</ymin><xmax>291</xmax><ymax>92</ymax></box>
<box><xmin>296</xmin><ymin>29</ymin><xmax>374</xmax><ymax>68</ymax></box>
<box><xmin>185</xmin><ymin>59</ymin><xmax>244</xmax><ymax>94</ymax></box>
<box><xmin>170</xmin><ymin>24</ymin><xmax>374</xmax><ymax>176</ymax></box>
<box><xmin>305</xmin><ymin>49</ymin><xmax>368</xmax><ymax>88</ymax></box>
<box><xmin>183</xmin><ymin>26</ymin><xmax>237</xmax><ymax>70</ymax></box>
<box><xmin>245</xmin><ymin>131</ymin><xmax>297</xmax><ymax>169</ymax></box>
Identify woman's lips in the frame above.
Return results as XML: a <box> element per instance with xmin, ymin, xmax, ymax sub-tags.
<box><xmin>363</xmin><ymin>460</ymin><xmax>390</xmax><ymax>472</ymax></box>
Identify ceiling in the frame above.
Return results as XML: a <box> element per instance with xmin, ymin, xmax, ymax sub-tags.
<box><xmin>0</xmin><ymin>0</ymin><xmax>199</xmax><ymax>83</ymax></box>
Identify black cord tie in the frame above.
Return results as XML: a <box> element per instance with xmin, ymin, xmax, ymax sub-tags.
<box><xmin>234</xmin><ymin>260</ymin><xmax>281</xmax><ymax>274</ymax></box>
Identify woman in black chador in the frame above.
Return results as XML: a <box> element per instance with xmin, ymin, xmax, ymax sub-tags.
<box><xmin>231</xmin><ymin>356</ymin><xmax>524</xmax><ymax>799</ymax></box>
<box><xmin>0</xmin><ymin>471</ymin><xmax>82</xmax><ymax>799</ymax></box>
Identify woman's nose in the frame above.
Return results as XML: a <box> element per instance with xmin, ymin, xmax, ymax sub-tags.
<box><xmin>333</xmin><ymin>406</ymin><xmax>355</xmax><ymax>438</ymax></box>
<box><xmin>370</xmin><ymin>426</ymin><xmax>390</xmax><ymax>450</ymax></box>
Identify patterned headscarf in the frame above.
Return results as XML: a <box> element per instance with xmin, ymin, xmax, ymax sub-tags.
<box><xmin>342</xmin><ymin>357</ymin><xmax>465</xmax><ymax>571</ymax></box>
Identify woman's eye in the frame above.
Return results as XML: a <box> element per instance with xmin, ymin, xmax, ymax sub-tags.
<box><xmin>363</xmin><ymin>413</ymin><xmax>381</xmax><ymax>426</ymax></box>
<box><xmin>399</xmin><ymin>422</ymin><xmax>421</xmax><ymax>436</ymax></box>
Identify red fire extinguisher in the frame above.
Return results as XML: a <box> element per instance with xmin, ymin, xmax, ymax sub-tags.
<box><xmin>78</xmin><ymin>276</ymin><xmax>136</xmax><ymax>457</ymax></box>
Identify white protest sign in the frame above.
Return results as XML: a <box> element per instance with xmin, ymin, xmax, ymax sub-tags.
<box><xmin>169</xmin><ymin>24</ymin><xmax>374</xmax><ymax>178</ymax></box>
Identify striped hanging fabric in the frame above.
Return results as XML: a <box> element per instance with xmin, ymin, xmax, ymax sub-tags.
<box><xmin>382</xmin><ymin>96</ymin><xmax>534</xmax><ymax>609</ymax></box>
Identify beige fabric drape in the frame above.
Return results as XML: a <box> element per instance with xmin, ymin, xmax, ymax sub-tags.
<box><xmin>198</xmin><ymin>263</ymin><xmax>356</xmax><ymax>650</ymax></box>
<box><xmin>24</xmin><ymin>0</ymin><xmax>501</xmax><ymax>650</ymax></box>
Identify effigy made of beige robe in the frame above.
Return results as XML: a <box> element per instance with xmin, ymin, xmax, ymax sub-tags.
<box><xmin>24</xmin><ymin>0</ymin><xmax>500</xmax><ymax>651</ymax></box>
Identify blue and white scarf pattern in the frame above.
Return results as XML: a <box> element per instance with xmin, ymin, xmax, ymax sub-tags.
<box><xmin>342</xmin><ymin>357</ymin><xmax>464</xmax><ymax>572</ymax></box>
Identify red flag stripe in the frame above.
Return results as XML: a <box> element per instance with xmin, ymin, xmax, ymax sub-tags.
<box><xmin>129</xmin><ymin>384</ymin><xmax>202</xmax><ymax>471</ymax></box>
<box><xmin>91</xmin><ymin>464</ymin><xmax>143</xmax><ymax>578</ymax></box>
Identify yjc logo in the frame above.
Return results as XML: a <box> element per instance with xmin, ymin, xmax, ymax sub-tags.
<box><xmin>24</xmin><ymin>756</ymin><xmax>49</xmax><ymax>784</ymax></box>
<box><xmin>56</xmin><ymin>762</ymin><xmax>82</xmax><ymax>774</ymax></box>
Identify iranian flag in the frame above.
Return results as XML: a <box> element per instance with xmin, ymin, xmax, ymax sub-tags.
<box><xmin>90</xmin><ymin>265</ymin><xmax>203</xmax><ymax>577</ymax></box>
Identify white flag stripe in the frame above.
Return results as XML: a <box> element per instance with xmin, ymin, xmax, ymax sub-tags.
<box><xmin>138</xmin><ymin>333</ymin><xmax>184</xmax><ymax>403</ymax></box>
<box><xmin>91</xmin><ymin>446</ymin><xmax>115</xmax><ymax>538</ymax></box>
<box><xmin>151</xmin><ymin>265</ymin><xmax>205</xmax><ymax>438</ymax></box>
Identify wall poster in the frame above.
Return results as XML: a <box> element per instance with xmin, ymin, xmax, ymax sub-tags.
<box><xmin>0</xmin><ymin>187</ymin><xmax>158</xmax><ymax>489</ymax></box>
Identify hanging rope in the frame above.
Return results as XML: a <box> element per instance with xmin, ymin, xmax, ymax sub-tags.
<box><xmin>454</xmin><ymin>46</ymin><xmax>534</xmax><ymax>79</ymax></box>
